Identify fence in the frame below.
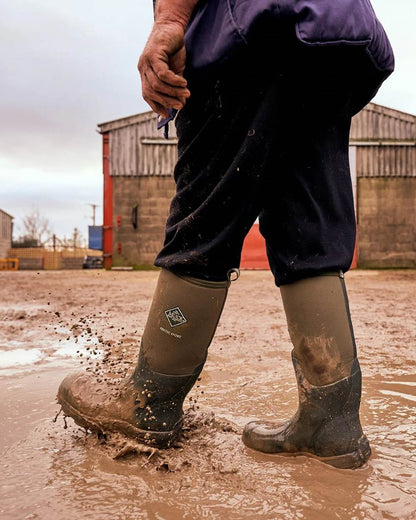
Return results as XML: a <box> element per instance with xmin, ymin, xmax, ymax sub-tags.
<box><xmin>7</xmin><ymin>248</ymin><xmax>102</xmax><ymax>270</ymax></box>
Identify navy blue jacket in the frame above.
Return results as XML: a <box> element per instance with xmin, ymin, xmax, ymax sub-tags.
<box><xmin>185</xmin><ymin>0</ymin><xmax>394</xmax><ymax>75</ymax></box>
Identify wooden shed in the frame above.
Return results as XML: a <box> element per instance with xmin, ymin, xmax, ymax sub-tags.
<box><xmin>350</xmin><ymin>104</ymin><xmax>416</xmax><ymax>267</ymax></box>
<box><xmin>98</xmin><ymin>113</ymin><xmax>177</xmax><ymax>268</ymax></box>
<box><xmin>98</xmin><ymin>103</ymin><xmax>416</xmax><ymax>270</ymax></box>
<box><xmin>0</xmin><ymin>209</ymin><xmax>13</xmax><ymax>258</ymax></box>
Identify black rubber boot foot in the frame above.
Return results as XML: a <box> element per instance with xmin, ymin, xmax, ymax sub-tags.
<box><xmin>243</xmin><ymin>422</ymin><xmax>371</xmax><ymax>469</ymax></box>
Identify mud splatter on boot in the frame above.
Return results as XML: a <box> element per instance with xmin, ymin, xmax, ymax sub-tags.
<box><xmin>57</xmin><ymin>350</ymin><xmax>202</xmax><ymax>448</ymax></box>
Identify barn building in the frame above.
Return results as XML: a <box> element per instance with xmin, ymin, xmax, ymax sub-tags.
<box><xmin>0</xmin><ymin>209</ymin><xmax>13</xmax><ymax>258</ymax></box>
<box><xmin>98</xmin><ymin>103</ymin><xmax>416</xmax><ymax>270</ymax></box>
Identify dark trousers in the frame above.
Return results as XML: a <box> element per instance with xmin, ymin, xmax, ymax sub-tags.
<box><xmin>155</xmin><ymin>34</ymin><xmax>373</xmax><ymax>286</ymax></box>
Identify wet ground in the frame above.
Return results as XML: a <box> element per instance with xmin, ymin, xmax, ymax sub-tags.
<box><xmin>0</xmin><ymin>269</ymin><xmax>415</xmax><ymax>520</ymax></box>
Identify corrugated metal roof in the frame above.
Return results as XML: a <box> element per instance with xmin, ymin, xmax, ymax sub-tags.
<box><xmin>97</xmin><ymin>111</ymin><xmax>156</xmax><ymax>133</ymax></box>
<box><xmin>351</xmin><ymin>103</ymin><xmax>415</xmax><ymax>142</ymax></box>
<box><xmin>0</xmin><ymin>209</ymin><xmax>14</xmax><ymax>219</ymax></box>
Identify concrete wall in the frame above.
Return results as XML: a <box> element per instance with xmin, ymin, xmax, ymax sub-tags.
<box><xmin>17</xmin><ymin>258</ymin><xmax>43</xmax><ymax>270</ymax></box>
<box><xmin>111</xmin><ymin>176</ymin><xmax>416</xmax><ymax>269</ymax></box>
<box><xmin>357</xmin><ymin>178</ymin><xmax>416</xmax><ymax>267</ymax></box>
<box><xmin>61</xmin><ymin>257</ymin><xmax>84</xmax><ymax>269</ymax></box>
<box><xmin>0</xmin><ymin>238</ymin><xmax>10</xmax><ymax>258</ymax></box>
<box><xmin>112</xmin><ymin>176</ymin><xmax>176</xmax><ymax>266</ymax></box>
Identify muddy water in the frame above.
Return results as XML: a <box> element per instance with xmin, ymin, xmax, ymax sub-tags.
<box><xmin>0</xmin><ymin>270</ymin><xmax>415</xmax><ymax>520</ymax></box>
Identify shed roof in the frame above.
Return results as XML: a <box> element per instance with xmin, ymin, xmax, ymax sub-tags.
<box><xmin>97</xmin><ymin>111</ymin><xmax>155</xmax><ymax>133</ymax></box>
<box><xmin>98</xmin><ymin>103</ymin><xmax>416</xmax><ymax>143</ymax></box>
<box><xmin>350</xmin><ymin>103</ymin><xmax>415</xmax><ymax>144</ymax></box>
<box><xmin>0</xmin><ymin>209</ymin><xmax>14</xmax><ymax>220</ymax></box>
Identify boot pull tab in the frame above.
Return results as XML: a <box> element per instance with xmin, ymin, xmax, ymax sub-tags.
<box><xmin>227</xmin><ymin>268</ymin><xmax>240</xmax><ymax>284</ymax></box>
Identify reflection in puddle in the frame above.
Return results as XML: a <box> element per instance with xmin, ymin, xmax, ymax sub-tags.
<box><xmin>0</xmin><ymin>347</ymin><xmax>44</xmax><ymax>368</ymax></box>
<box><xmin>1</xmin><ymin>371</ymin><xmax>416</xmax><ymax>520</ymax></box>
<box><xmin>0</xmin><ymin>335</ymin><xmax>100</xmax><ymax>377</ymax></box>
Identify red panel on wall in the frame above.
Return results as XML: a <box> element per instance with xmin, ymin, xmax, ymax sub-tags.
<box><xmin>241</xmin><ymin>223</ymin><xmax>358</xmax><ymax>271</ymax></box>
<box><xmin>240</xmin><ymin>223</ymin><xmax>269</xmax><ymax>270</ymax></box>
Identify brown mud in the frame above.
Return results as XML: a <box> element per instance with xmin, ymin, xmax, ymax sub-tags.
<box><xmin>0</xmin><ymin>269</ymin><xmax>415</xmax><ymax>520</ymax></box>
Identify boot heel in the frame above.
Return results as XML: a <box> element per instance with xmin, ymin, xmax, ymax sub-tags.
<box><xmin>314</xmin><ymin>435</ymin><xmax>371</xmax><ymax>469</ymax></box>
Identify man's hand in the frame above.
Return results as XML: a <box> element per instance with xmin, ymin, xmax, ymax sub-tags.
<box><xmin>138</xmin><ymin>21</ymin><xmax>191</xmax><ymax>118</ymax></box>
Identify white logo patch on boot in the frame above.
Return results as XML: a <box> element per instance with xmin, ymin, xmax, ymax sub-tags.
<box><xmin>165</xmin><ymin>307</ymin><xmax>187</xmax><ymax>328</ymax></box>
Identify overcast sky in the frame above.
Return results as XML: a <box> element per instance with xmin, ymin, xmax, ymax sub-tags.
<box><xmin>1</xmin><ymin>0</ymin><xmax>415</xmax><ymax>240</ymax></box>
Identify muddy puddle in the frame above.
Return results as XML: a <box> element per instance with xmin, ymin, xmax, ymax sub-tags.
<box><xmin>0</xmin><ymin>270</ymin><xmax>415</xmax><ymax>519</ymax></box>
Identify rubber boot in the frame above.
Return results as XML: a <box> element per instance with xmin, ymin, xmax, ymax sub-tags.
<box><xmin>57</xmin><ymin>269</ymin><xmax>234</xmax><ymax>447</ymax></box>
<box><xmin>242</xmin><ymin>272</ymin><xmax>371</xmax><ymax>469</ymax></box>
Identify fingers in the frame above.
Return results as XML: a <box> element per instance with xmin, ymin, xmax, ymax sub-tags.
<box><xmin>139</xmin><ymin>56</ymin><xmax>190</xmax><ymax>118</ymax></box>
<box><xmin>143</xmin><ymin>89</ymin><xmax>183</xmax><ymax>118</ymax></box>
<box><xmin>152</xmin><ymin>60</ymin><xmax>188</xmax><ymax>87</ymax></box>
<box><xmin>147</xmin><ymin>99</ymin><xmax>170</xmax><ymax>119</ymax></box>
<box><xmin>141</xmin><ymin>69</ymin><xmax>189</xmax><ymax>118</ymax></box>
<box><xmin>145</xmin><ymin>62</ymin><xmax>190</xmax><ymax>101</ymax></box>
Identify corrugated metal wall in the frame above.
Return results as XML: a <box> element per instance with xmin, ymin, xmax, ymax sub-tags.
<box><xmin>139</xmin><ymin>139</ymin><xmax>178</xmax><ymax>176</ymax></box>
<box><xmin>101</xmin><ymin>112</ymin><xmax>178</xmax><ymax>177</ymax></box>
<box><xmin>109</xmin><ymin>126</ymin><xmax>138</xmax><ymax>176</ymax></box>
<box><xmin>355</xmin><ymin>145</ymin><xmax>416</xmax><ymax>178</ymax></box>
<box><xmin>351</xmin><ymin>103</ymin><xmax>416</xmax><ymax>178</ymax></box>
<box><xmin>102</xmin><ymin>104</ymin><xmax>416</xmax><ymax>179</ymax></box>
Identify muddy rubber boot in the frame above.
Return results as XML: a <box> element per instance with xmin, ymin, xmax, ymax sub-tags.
<box><xmin>243</xmin><ymin>352</ymin><xmax>371</xmax><ymax>468</ymax></box>
<box><xmin>57</xmin><ymin>269</ymin><xmax>235</xmax><ymax>447</ymax></box>
<box><xmin>242</xmin><ymin>272</ymin><xmax>371</xmax><ymax>469</ymax></box>
<box><xmin>57</xmin><ymin>350</ymin><xmax>203</xmax><ymax>447</ymax></box>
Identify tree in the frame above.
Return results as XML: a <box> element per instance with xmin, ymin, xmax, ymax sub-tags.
<box><xmin>17</xmin><ymin>209</ymin><xmax>52</xmax><ymax>247</ymax></box>
<box><xmin>59</xmin><ymin>228</ymin><xmax>87</xmax><ymax>249</ymax></box>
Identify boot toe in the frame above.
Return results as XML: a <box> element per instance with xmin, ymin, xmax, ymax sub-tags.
<box><xmin>57</xmin><ymin>372</ymin><xmax>103</xmax><ymax>431</ymax></box>
<box><xmin>56</xmin><ymin>372</ymin><xmax>85</xmax><ymax>406</ymax></box>
<box><xmin>242</xmin><ymin>420</ymin><xmax>286</xmax><ymax>453</ymax></box>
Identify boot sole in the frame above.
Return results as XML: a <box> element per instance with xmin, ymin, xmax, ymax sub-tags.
<box><xmin>244</xmin><ymin>441</ymin><xmax>371</xmax><ymax>470</ymax></box>
<box><xmin>58</xmin><ymin>395</ymin><xmax>182</xmax><ymax>449</ymax></box>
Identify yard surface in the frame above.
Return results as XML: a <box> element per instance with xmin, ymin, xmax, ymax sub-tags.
<box><xmin>1</xmin><ymin>269</ymin><xmax>415</xmax><ymax>519</ymax></box>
